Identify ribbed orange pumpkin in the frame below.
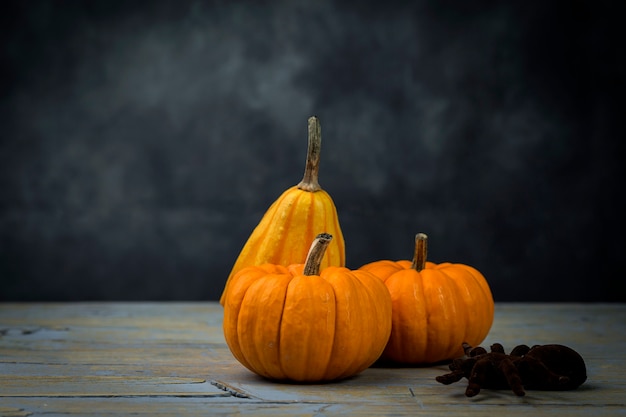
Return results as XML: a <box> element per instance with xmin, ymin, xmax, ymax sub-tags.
<box><xmin>220</xmin><ymin>117</ymin><xmax>345</xmax><ymax>306</ymax></box>
<box><xmin>359</xmin><ymin>233</ymin><xmax>494</xmax><ymax>364</ymax></box>
<box><xmin>223</xmin><ymin>233</ymin><xmax>392</xmax><ymax>382</ymax></box>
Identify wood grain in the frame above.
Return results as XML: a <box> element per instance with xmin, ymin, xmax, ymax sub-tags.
<box><xmin>0</xmin><ymin>302</ymin><xmax>624</xmax><ymax>416</ymax></box>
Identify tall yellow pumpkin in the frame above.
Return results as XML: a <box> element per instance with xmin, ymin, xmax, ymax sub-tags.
<box><xmin>220</xmin><ymin>117</ymin><xmax>345</xmax><ymax>305</ymax></box>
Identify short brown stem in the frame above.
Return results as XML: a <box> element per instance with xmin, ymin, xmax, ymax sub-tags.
<box><xmin>411</xmin><ymin>233</ymin><xmax>428</xmax><ymax>271</ymax></box>
<box><xmin>303</xmin><ymin>233</ymin><xmax>333</xmax><ymax>276</ymax></box>
<box><xmin>296</xmin><ymin>116</ymin><xmax>323</xmax><ymax>192</ymax></box>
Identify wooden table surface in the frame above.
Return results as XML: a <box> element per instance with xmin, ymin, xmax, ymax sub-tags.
<box><xmin>0</xmin><ymin>302</ymin><xmax>624</xmax><ymax>416</ymax></box>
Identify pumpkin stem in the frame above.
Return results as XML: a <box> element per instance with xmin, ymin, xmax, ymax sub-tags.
<box><xmin>296</xmin><ymin>116</ymin><xmax>323</xmax><ymax>192</ymax></box>
<box><xmin>303</xmin><ymin>233</ymin><xmax>333</xmax><ymax>276</ymax></box>
<box><xmin>411</xmin><ymin>233</ymin><xmax>428</xmax><ymax>272</ymax></box>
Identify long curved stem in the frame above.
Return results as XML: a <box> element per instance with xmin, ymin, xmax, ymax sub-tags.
<box><xmin>296</xmin><ymin>116</ymin><xmax>323</xmax><ymax>192</ymax></box>
<box><xmin>303</xmin><ymin>233</ymin><xmax>333</xmax><ymax>276</ymax></box>
<box><xmin>411</xmin><ymin>233</ymin><xmax>428</xmax><ymax>272</ymax></box>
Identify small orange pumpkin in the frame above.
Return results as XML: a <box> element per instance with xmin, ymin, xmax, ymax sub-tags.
<box><xmin>220</xmin><ymin>117</ymin><xmax>345</xmax><ymax>306</ymax></box>
<box><xmin>360</xmin><ymin>233</ymin><xmax>494</xmax><ymax>364</ymax></box>
<box><xmin>223</xmin><ymin>233</ymin><xmax>392</xmax><ymax>382</ymax></box>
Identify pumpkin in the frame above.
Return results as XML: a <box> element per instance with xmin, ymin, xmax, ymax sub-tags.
<box><xmin>359</xmin><ymin>233</ymin><xmax>494</xmax><ymax>364</ymax></box>
<box><xmin>220</xmin><ymin>116</ymin><xmax>345</xmax><ymax>306</ymax></box>
<box><xmin>222</xmin><ymin>233</ymin><xmax>392</xmax><ymax>382</ymax></box>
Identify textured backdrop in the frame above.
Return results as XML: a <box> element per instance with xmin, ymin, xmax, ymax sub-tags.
<box><xmin>1</xmin><ymin>0</ymin><xmax>623</xmax><ymax>301</ymax></box>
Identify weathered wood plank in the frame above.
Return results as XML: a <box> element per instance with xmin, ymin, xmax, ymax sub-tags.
<box><xmin>208</xmin><ymin>363</ymin><xmax>625</xmax><ymax>407</ymax></box>
<box><xmin>0</xmin><ymin>302</ymin><xmax>624</xmax><ymax>416</ymax></box>
<box><xmin>0</xmin><ymin>397</ymin><xmax>624</xmax><ymax>417</ymax></box>
<box><xmin>0</xmin><ymin>376</ymin><xmax>228</xmax><ymax>397</ymax></box>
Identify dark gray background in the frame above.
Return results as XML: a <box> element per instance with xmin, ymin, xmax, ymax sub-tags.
<box><xmin>1</xmin><ymin>0</ymin><xmax>623</xmax><ymax>302</ymax></box>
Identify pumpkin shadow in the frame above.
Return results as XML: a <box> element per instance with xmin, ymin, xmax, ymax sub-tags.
<box><xmin>371</xmin><ymin>357</ymin><xmax>452</xmax><ymax>369</ymax></box>
<box><xmin>257</xmin><ymin>373</ymin><xmax>362</xmax><ymax>386</ymax></box>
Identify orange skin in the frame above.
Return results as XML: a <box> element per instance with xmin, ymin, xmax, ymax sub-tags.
<box><xmin>361</xmin><ymin>259</ymin><xmax>494</xmax><ymax>365</ymax></box>
<box><xmin>223</xmin><ymin>263</ymin><xmax>392</xmax><ymax>382</ymax></box>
